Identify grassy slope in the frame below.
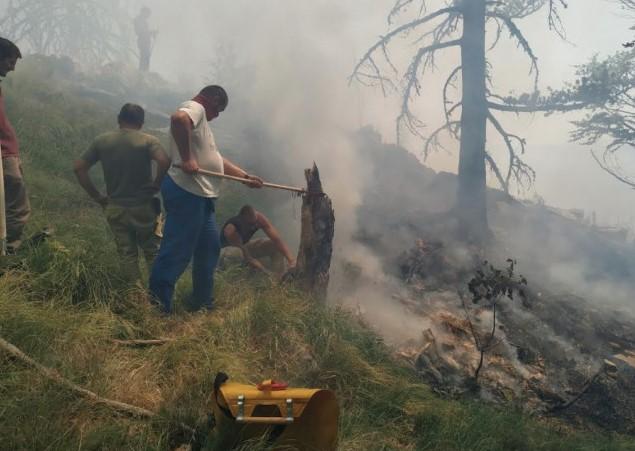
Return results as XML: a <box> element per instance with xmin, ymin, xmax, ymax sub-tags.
<box><xmin>0</xmin><ymin>57</ymin><xmax>634</xmax><ymax>450</ymax></box>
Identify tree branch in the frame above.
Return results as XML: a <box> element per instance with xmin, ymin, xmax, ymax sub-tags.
<box><xmin>398</xmin><ymin>39</ymin><xmax>462</xmax><ymax>141</ymax></box>
<box><xmin>423</xmin><ymin>120</ymin><xmax>460</xmax><ymax>157</ymax></box>
<box><xmin>590</xmin><ymin>148</ymin><xmax>635</xmax><ymax>189</ymax></box>
<box><xmin>443</xmin><ymin>65</ymin><xmax>462</xmax><ymax>132</ymax></box>
<box><xmin>487</xmin><ymin>100</ymin><xmax>587</xmax><ymax>113</ymax></box>
<box><xmin>0</xmin><ymin>336</ymin><xmax>155</xmax><ymax>418</ymax></box>
<box><xmin>548</xmin><ymin>0</ymin><xmax>568</xmax><ymax>39</ymax></box>
<box><xmin>485</xmin><ymin>151</ymin><xmax>508</xmax><ymax>192</ymax></box>
<box><xmin>388</xmin><ymin>0</ymin><xmax>427</xmax><ymax>25</ymax></box>
<box><xmin>488</xmin><ymin>111</ymin><xmax>535</xmax><ymax>191</ymax></box>
<box><xmin>350</xmin><ymin>7</ymin><xmax>461</xmax><ymax>86</ymax></box>
<box><xmin>486</xmin><ymin>12</ymin><xmax>539</xmax><ymax>90</ymax></box>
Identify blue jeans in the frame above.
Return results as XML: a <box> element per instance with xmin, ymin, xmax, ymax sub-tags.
<box><xmin>149</xmin><ymin>176</ymin><xmax>220</xmax><ymax>313</ymax></box>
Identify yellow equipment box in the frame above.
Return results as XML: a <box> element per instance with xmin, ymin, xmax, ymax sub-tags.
<box><xmin>208</xmin><ymin>373</ymin><xmax>339</xmax><ymax>450</ymax></box>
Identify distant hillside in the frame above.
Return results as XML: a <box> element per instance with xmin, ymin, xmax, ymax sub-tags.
<box><xmin>353</xmin><ymin>127</ymin><xmax>635</xmax><ymax>308</ymax></box>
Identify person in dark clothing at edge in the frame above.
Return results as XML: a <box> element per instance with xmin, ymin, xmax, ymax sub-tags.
<box><xmin>220</xmin><ymin>205</ymin><xmax>296</xmax><ymax>275</ymax></box>
<box><xmin>0</xmin><ymin>37</ymin><xmax>30</xmax><ymax>253</ymax></box>
<box><xmin>74</xmin><ymin>103</ymin><xmax>170</xmax><ymax>284</ymax></box>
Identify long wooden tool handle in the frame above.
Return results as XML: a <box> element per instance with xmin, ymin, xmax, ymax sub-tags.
<box><xmin>173</xmin><ymin>165</ymin><xmax>306</xmax><ymax>194</ymax></box>
<box><xmin>0</xmin><ymin>157</ymin><xmax>6</xmax><ymax>255</ymax></box>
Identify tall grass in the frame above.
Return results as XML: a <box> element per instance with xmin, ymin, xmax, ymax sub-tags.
<box><xmin>2</xmin><ymin>261</ymin><xmax>634</xmax><ymax>451</ymax></box>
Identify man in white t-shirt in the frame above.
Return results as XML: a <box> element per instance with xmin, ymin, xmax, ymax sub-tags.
<box><xmin>149</xmin><ymin>85</ymin><xmax>263</xmax><ymax>313</ymax></box>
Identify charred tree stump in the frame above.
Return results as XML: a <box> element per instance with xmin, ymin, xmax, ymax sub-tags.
<box><xmin>292</xmin><ymin>164</ymin><xmax>335</xmax><ymax>301</ymax></box>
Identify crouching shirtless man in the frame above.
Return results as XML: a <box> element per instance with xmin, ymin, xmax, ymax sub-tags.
<box><xmin>220</xmin><ymin>205</ymin><xmax>295</xmax><ymax>274</ymax></box>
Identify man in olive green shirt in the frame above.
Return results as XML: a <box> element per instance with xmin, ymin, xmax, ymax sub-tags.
<box><xmin>74</xmin><ymin>103</ymin><xmax>170</xmax><ymax>282</ymax></box>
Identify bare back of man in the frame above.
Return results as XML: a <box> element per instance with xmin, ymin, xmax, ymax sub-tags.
<box><xmin>220</xmin><ymin>205</ymin><xmax>295</xmax><ymax>275</ymax></box>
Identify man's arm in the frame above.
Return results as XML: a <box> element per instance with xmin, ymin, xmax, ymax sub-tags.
<box><xmin>170</xmin><ymin>111</ymin><xmax>198</xmax><ymax>174</ymax></box>
<box><xmin>222</xmin><ymin>157</ymin><xmax>264</xmax><ymax>189</ymax></box>
<box><xmin>73</xmin><ymin>159</ymin><xmax>108</xmax><ymax>207</ymax></box>
<box><xmin>259</xmin><ymin>214</ymin><xmax>296</xmax><ymax>267</ymax></box>
<box><xmin>223</xmin><ymin>224</ymin><xmax>269</xmax><ymax>273</ymax></box>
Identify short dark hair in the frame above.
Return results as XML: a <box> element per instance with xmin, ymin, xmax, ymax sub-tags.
<box><xmin>199</xmin><ymin>85</ymin><xmax>228</xmax><ymax>109</ymax></box>
<box><xmin>0</xmin><ymin>38</ymin><xmax>21</xmax><ymax>60</ymax></box>
<box><xmin>118</xmin><ymin>103</ymin><xmax>145</xmax><ymax>127</ymax></box>
<box><xmin>239</xmin><ymin>205</ymin><xmax>256</xmax><ymax>217</ymax></box>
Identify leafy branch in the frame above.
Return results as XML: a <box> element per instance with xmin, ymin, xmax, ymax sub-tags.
<box><xmin>461</xmin><ymin>259</ymin><xmax>528</xmax><ymax>381</ymax></box>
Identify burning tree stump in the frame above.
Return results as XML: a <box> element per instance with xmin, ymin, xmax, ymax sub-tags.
<box><xmin>291</xmin><ymin>164</ymin><xmax>335</xmax><ymax>301</ymax></box>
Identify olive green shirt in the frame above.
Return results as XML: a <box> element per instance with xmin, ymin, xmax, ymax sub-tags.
<box><xmin>81</xmin><ymin>129</ymin><xmax>165</xmax><ymax>207</ymax></box>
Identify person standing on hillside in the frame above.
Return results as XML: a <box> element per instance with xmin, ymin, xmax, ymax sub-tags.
<box><xmin>149</xmin><ymin>85</ymin><xmax>264</xmax><ymax>314</ymax></box>
<box><xmin>134</xmin><ymin>6</ymin><xmax>157</xmax><ymax>72</ymax></box>
<box><xmin>74</xmin><ymin>103</ymin><xmax>169</xmax><ymax>283</ymax></box>
<box><xmin>220</xmin><ymin>205</ymin><xmax>295</xmax><ymax>275</ymax></box>
<box><xmin>0</xmin><ymin>38</ymin><xmax>29</xmax><ymax>254</ymax></box>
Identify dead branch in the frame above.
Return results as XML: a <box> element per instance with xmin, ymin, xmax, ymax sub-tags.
<box><xmin>486</xmin><ymin>12</ymin><xmax>539</xmax><ymax>90</ymax></box>
<box><xmin>423</xmin><ymin>120</ymin><xmax>460</xmax><ymax>157</ymax></box>
<box><xmin>112</xmin><ymin>339</ymin><xmax>174</xmax><ymax>347</ymax></box>
<box><xmin>0</xmin><ymin>335</ymin><xmax>155</xmax><ymax>418</ymax></box>
<box><xmin>487</xmin><ymin>16</ymin><xmax>504</xmax><ymax>51</ymax></box>
<box><xmin>549</xmin><ymin>367</ymin><xmax>602</xmax><ymax>413</ymax></box>
<box><xmin>487</xmin><ymin>111</ymin><xmax>535</xmax><ymax>191</ymax></box>
<box><xmin>485</xmin><ymin>151</ymin><xmax>508</xmax><ymax>192</ymax></box>
<box><xmin>547</xmin><ymin>0</ymin><xmax>568</xmax><ymax>39</ymax></box>
<box><xmin>590</xmin><ymin>149</ymin><xmax>635</xmax><ymax>189</ymax></box>
<box><xmin>398</xmin><ymin>39</ymin><xmax>462</xmax><ymax>141</ymax></box>
<box><xmin>388</xmin><ymin>0</ymin><xmax>427</xmax><ymax>25</ymax></box>
<box><xmin>487</xmin><ymin>100</ymin><xmax>587</xmax><ymax>113</ymax></box>
<box><xmin>443</xmin><ymin>65</ymin><xmax>462</xmax><ymax>131</ymax></box>
<box><xmin>350</xmin><ymin>7</ymin><xmax>461</xmax><ymax>88</ymax></box>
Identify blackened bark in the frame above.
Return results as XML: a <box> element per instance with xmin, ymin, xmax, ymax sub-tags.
<box><xmin>293</xmin><ymin>164</ymin><xmax>335</xmax><ymax>301</ymax></box>
<box><xmin>456</xmin><ymin>0</ymin><xmax>489</xmax><ymax>242</ymax></box>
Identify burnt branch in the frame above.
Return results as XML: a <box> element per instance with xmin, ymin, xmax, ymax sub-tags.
<box><xmin>485</xmin><ymin>151</ymin><xmax>508</xmax><ymax>192</ymax></box>
<box><xmin>415</xmin><ymin>13</ymin><xmax>461</xmax><ymax>49</ymax></box>
<box><xmin>350</xmin><ymin>7</ymin><xmax>461</xmax><ymax>89</ymax></box>
<box><xmin>388</xmin><ymin>0</ymin><xmax>428</xmax><ymax>25</ymax></box>
<box><xmin>443</xmin><ymin>65</ymin><xmax>462</xmax><ymax>132</ymax></box>
<box><xmin>487</xmin><ymin>112</ymin><xmax>535</xmax><ymax>191</ymax></box>
<box><xmin>486</xmin><ymin>12</ymin><xmax>540</xmax><ymax>90</ymax></box>
<box><xmin>590</xmin><ymin>149</ymin><xmax>635</xmax><ymax>189</ymax></box>
<box><xmin>398</xmin><ymin>39</ymin><xmax>462</xmax><ymax>141</ymax></box>
<box><xmin>423</xmin><ymin>120</ymin><xmax>461</xmax><ymax>158</ymax></box>
<box><xmin>488</xmin><ymin>16</ymin><xmax>504</xmax><ymax>51</ymax></box>
<box><xmin>548</xmin><ymin>0</ymin><xmax>568</xmax><ymax>39</ymax></box>
<box><xmin>487</xmin><ymin>100</ymin><xmax>587</xmax><ymax>113</ymax></box>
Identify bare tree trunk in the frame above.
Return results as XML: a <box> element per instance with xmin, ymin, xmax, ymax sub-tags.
<box><xmin>456</xmin><ymin>0</ymin><xmax>489</xmax><ymax>242</ymax></box>
<box><xmin>292</xmin><ymin>164</ymin><xmax>335</xmax><ymax>301</ymax></box>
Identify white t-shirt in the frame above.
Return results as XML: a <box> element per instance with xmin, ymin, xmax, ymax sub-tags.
<box><xmin>167</xmin><ymin>100</ymin><xmax>224</xmax><ymax>198</ymax></box>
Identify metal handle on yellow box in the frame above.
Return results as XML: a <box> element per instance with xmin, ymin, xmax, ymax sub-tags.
<box><xmin>235</xmin><ymin>395</ymin><xmax>295</xmax><ymax>424</ymax></box>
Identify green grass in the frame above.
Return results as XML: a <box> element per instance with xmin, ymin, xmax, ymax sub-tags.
<box><xmin>2</xmin><ymin>256</ymin><xmax>634</xmax><ymax>451</ymax></box>
<box><xmin>0</xmin><ymin>55</ymin><xmax>634</xmax><ymax>451</ymax></box>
